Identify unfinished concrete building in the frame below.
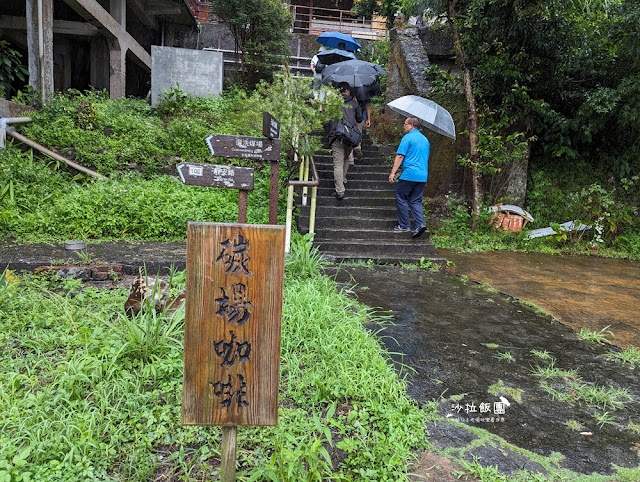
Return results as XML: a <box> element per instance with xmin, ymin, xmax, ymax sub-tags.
<box><xmin>0</xmin><ymin>0</ymin><xmax>197</xmax><ymax>100</ymax></box>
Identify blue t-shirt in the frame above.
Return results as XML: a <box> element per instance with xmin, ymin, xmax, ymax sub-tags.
<box><xmin>396</xmin><ymin>129</ymin><xmax>430</xmax><ymax>182</ymax></box>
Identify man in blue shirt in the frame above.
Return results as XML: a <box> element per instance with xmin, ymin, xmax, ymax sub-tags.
<box><xmin>388</xmin><ymin>116</ymin><xmax>430</xmax><ymax>237</ymax></box>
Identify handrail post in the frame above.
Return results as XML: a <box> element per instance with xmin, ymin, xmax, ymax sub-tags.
<box><xmin>1</xmin><ymin>117</ymin><xmax>32</xmax><ymax>149</ymax></box>
<box><xmin>285</xmin><ymin>183</ymin><xmax>294</xmax><ymax>253</ymax></box>
<box><xmin>302</xmin><ymin>154</ymin><xmax>309</xmax><ymax>206</ymax></box>
<box><xmin>309</xmin><ymin>185</ymin><xmax>317</xmax><ymax>234</ymax></box>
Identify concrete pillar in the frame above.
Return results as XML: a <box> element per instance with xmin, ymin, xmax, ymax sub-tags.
<box><xmin>108</xmin><ymin>0</ymin><xmax>126</xmax><ymax>98</ymax></box>
<box><xmin>108</xmin><ymin>44</ymin><xmax>126</xmax><ymax>98</ymax></box>
<box><xmin>25</xmin><ymin>0</ymin><xmax>54</xmax><ymax>102</ymax></box>
<box><xmin>25</xmin><ymin>0</ymin><xmax>38</xmax><ymax>90</ymax></box>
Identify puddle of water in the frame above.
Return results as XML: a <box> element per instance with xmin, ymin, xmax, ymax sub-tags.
<box><xmin>333</xmin><ymin>265</ymin><xmax>640</xmax><ymax>475</ymax></box>
<box><xmin>441</xmin><ymin>251</ymin><xmax>640</xmax><ymax>348</ymax></box>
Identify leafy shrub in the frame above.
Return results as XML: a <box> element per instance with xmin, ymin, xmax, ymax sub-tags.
<box><xmin>5</xmin><ymin>175</ymin><xmax>244</xmax><ymax>240</ymax></box>
<box><xmin>21</xmin><ymin>90</ymin><xmax>168</xmax><ymax>175</ymax></box>
<box><xmin>0</xmin><ymin>146</ymin><xmax>69</xmax><ymax>234</ymax></box>
<box><xmin>0</xmin><ymin>40</ymin><xmax>28</xmax><ymax>98</ymax></box>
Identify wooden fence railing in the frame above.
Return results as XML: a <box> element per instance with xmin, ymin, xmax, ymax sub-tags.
<box><xmin>290</xmin><ymin>5</ymin><xmax>386</xmax><ymax>41</ymax></box>
<box><xmin>183</xmin><ymin>0</ymin><xmax>386</xmax><ymax>41</ymax></box>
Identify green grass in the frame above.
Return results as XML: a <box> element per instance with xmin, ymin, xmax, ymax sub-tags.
<box><xmin>625</xmin><ymin>421</ymin><xmax>640</xmax><ymax>435</ymax></box>
<box><xmin>606</xmin><ymin>347</ymin><xmax>640</xmax><ymax>367</ymax></box>
<box><xmin>479</xmin><ymin>282</ymin><xmax>498</xmax><ymax>294</ymax></box>
<box><xmin>520</xmin><ymin>300</ymin><xmax>553</xmax><ymax>318</ymax></box>
<box><xmin>568</xmin><ymin>382</ymin><xmax>632</xmax><ymax>411</ymax></box>
<box><xmin>530</xmin><ymin>360</ymin><xmax>579</xmax><ymax>381</ymax></box>
<box><xmin>578</xmin><ymin>326</ymin><xmax>615</xmax><ymax>345</ymax></box>
<box><xmin>487</xmin><ymin>380</ymin><xmax>523</xmax><ymax>403</ymax></box>
<box><xmin>494</xmin><ymin>351</ymin><xmax>516</xmax><ymax>363</ymax></box>
<box><xmin>0</xmin><ymin>244</ymin><xmax>430</xmax><ymax>480</ymax></box>
<box><xmin>530</xmin><ymin>349</ymin><xmax>554</xmax><ymax>361</ymax></box>
<box><xmin>565</xmin><ymin>419</ymin><xmax>584</xmax><ymax>431</ymax></box>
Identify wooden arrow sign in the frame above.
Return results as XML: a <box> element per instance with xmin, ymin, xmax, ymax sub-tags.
<box><xmin>177</xmin><ymin>162</ymin><xmax>255</xmax><ymax>190</ymax></box>
<box><xmin>204</xmin><ymin>134</ymin><xmax>282</xmax><ymax>161</ymax></box>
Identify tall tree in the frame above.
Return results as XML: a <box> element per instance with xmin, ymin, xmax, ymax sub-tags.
<box><xmin>445</xmin><ymin>0</ymin><xmax>482</xmax><ymax>228</ymax></box>
<box><xmin>211</xmin><ymin>0</ymin><xmax>292</xmax><ymax>86</ymax></box>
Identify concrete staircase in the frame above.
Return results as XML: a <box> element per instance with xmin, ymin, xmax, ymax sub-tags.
<box><xmin>297</xmin><ymin>134</ymin><xmax>446</xmax><ymax>264</ymax></box>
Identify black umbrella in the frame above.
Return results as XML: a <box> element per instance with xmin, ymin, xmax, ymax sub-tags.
<box><xmin>316</xmin><ymin>48</ymin><xmax>356</xmax><ymax>66</ymax></box>
<box><xmin>352</xmin><ymin>79</ymin><xmax>382</xmax><ymax>101</ymax></box>
<box><xmin>321</xmin><ymin>59</ymin><xmax>386</xmax><ymax>91</ymax></box>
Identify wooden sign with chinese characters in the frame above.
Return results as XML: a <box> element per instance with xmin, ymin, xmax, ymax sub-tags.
<box><xmin>262</xmin><ymin>111</ymin><xmax>281</xmax><ymax>140</ymax></box>
<box><xmin>205</xmin><ymin>133</ymin><xmax>282</xmax><ymax>161</ymax></box>
<box><xmin>177</xmin><ymin>162</ymin><xmax>254</xmax><ymax>190</ymax></box>
<box><xmin>182</xmin><ymin>222</ymin><xmax>285</xmax><ymax>426</ymax></box>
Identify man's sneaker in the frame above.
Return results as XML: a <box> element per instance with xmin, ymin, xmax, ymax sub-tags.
<box><xmin>335</xmin><ymin>192</ymin><xmax>345</xmax><ymax>200</ymax></box>
<box><xmin>393</xmin><ymin>225</ymin><xmax>411</xmax><ymax>232</ymax></box>
<box><xmin>413</xmin><ymin>225</ymin><xmax>427</xmax><ymax>238</ymax></box>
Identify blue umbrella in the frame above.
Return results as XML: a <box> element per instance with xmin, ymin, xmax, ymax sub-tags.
<box><xmin>316</xmin><ymin>48</ymin><xmax>356</xmax><ymax>65</ymax></box>
<box><xmin>316</xmin><ymin>31</ymin><xmax>361</xmax><ymax>52</ymax></box>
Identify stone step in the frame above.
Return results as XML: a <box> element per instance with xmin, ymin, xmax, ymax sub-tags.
<box><xmin>303</xmin><ymin>216</ymin><xmax>397</xmax><ymax>230</ymax></box>
<box><xmin>319</xmin><ymin>252</ymin><xmax>447</xmax><ymax>265</ymax></box>
<box><xmin>316</xmin><ymin>166</ymin><xmax>390</xmax><ymax>178</ymax></box>
<box><xmin>313</xmin><ymin>227</ymin><xmax>432</xmax><ymax>242</ymax></box>
<box><xmin>315</xmin><ymin>194</ymin><xmax>396</xmax><ymax>207</ymax></box>
<box><xmin>315</xmin><ymin>239</ymin><xmax>439</xmax><ymax>259</ymax></box>
<box><xmin>314</xmin><ymin>155</ymin><xmax>390</xmax><ymax>167</ymax></box>
<box><xmin>298</xmin><ymin>205</ymin><xmax>397</xmax><ymax>220</ymax></box>
<box><xmin>317</xmin><ymin>185</ymin><xmax>394</xmax><ymax>196</ymax></box>
<box><xmin>318</xmin><ymin>178</ymin><xmax>392</xmax><ymax>189</ymax></box>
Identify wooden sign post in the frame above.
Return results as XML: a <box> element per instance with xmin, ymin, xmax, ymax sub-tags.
<box><xmin>262</xmin><ymin>112</ymin><xmax>281</xmax><ymax>226</ymax></box>
<box><xmin>177</xmin><ymin>162</ymin><xmax>254</xmax><ymax>223</ymax></box>
<box><xmin>182</xmin><ymin>222</ymin><xmax>285</xmax><ymax>480</ymax></box>
<box><xmin>203</xmin><ymin>112</ymin><xmax>282</xmax><ymax>225</ymax></box>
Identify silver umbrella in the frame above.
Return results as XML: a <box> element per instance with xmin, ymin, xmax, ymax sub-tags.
<box><xmin>321</xmin><ymin>59</ymin><xmax>386</xmax><ymax>90</ymax></box>
<box><xmin>386</xmin><ymin>95</ymin><xmax>456</xmax><ymax>140</ymax></box>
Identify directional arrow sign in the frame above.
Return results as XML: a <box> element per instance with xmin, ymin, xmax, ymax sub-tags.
<box><xmin>205</xmin><ymin>134</ymin><xmax>282</xmax><ymax>161</ymax></box>
<box><xmin>177</xmin><ymin>162</ymin><xmax>255</xmax><ymax>190</ymax></box>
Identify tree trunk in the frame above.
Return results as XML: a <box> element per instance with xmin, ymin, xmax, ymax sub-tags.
<box><xmin>447</xmin><ymin>0</ymin><xmax>483</xmax><ymax>230</ymax></box>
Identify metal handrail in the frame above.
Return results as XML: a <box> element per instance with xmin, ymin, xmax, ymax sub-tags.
<box><xmin>285</xmin><ymin>148</ymin><xmax>320</xmax><ymax>253</ymax></box>
<box><xmin>203</xmin><ymin>47</ymin><xmax>313</xmax><ymax>78</ymax></box>
<box><xmin>1</xmin><ymin>117</ymin><xmax>105</xmax><ymax>179</ymax></box>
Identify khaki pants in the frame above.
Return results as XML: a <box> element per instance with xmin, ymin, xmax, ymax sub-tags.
<box><xmin>331</xmin><ymin>140</ymin><xmax>353</xmax><ymax>195</ymax></box>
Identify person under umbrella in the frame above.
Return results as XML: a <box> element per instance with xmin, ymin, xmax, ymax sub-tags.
<box><xmin>388</xmin><ymin>116</ymin><xmax>430</xmax><ymax>238</ymax></box>
<box><xmin>316</xmin><ymin>31</ymin><xmax>361</xmax><ymax>52</ymax></box>
<box><xmin>325</xmin><ymin>82</ymin><xmax>362</xmax><ymax>200</ymax></box>
<box><xmin>321</xmin><ymin>59</ymin><xmax>386</xmax><ymax>92</ymax></box>
<box><xmin>316</xmin><ymin>48</ymin><xmax>356</xmax><ymax>66</ymax></box>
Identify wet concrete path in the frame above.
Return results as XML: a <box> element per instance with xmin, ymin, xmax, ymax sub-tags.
<box><xmin>333</xmin><ymin>264</ymin><xmax>640</xmax><ymax>477</ymax></box>
<box><xmin>442</xmin><ymin>251</ymin><xmax>640</xmax><ymax>348</ymax></box>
